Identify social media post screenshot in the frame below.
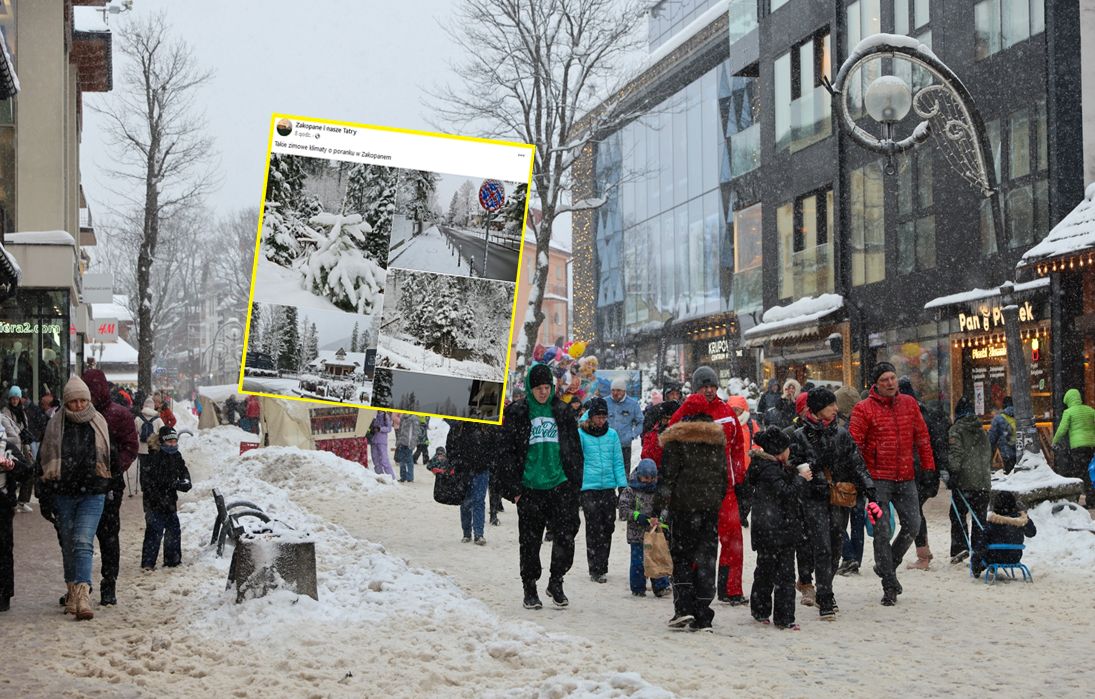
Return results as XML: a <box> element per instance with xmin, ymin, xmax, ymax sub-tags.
<box><xmin>240</xmin><ymin>115</ymin><xmax>534</xmax><ymax>423</ymax></box>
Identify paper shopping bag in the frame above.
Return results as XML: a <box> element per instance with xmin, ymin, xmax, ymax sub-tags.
<box><xmin>643</xmin><ymin>527</ymin><xmax>673</xmax><ymax>579</ymax></box>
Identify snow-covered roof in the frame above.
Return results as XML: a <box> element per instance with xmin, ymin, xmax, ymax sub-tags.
<box><xmin>644</xmin><ymin>0</ymin><xmax>730</xmax><ymax>69</ymax></box>
<box><xmin>1020</xmin><ymin>182</ymin><xmax>1095</xmax><ymax>266</ymax></box>
<box><xmin>924</xmin><ymin>277</ymin><xmax>1050</xmax><ymax>310</ymax></box>
<box><xmin>198</xmin><ymin>385</ymin><xmax>244</xmax><ymax>402</ymax></box>
<box><xmin>84</xmin><ymin>337</ymin><xmax>139</xmax><ymax>365</ymax></box>
<box><xmin>73</xmin><ymin>7</ymin><xmax>111</xmax><ymax>33</ymax></box>
<box><xmin>742</xmin><ymin>293</ymin><xmax>844</xmax><ymax>345</ymax></box>
<box><xmin>91</xmin><ymin>300</ymin><xmax>134</xmax><ymax>323</ymax></box>
<box><xmin>4</xmin><ymin>230</ymin><xmax>76</xmax><ymax>246</ymax></box>
<box><xmin>309</xmin><ymin>350</ymin><xmax>367</xmax><ymax>370</ymax></box>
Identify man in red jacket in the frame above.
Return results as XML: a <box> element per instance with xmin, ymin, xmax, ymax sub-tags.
<box><xmin>849</xmin><ymin>362</ymin><xmax>936</xmax><ymax>606</ymax></box>
<box><xmin>82</xmin><ymin>369</ymin><xmax>140</xmax><ymax>607</ymax></box>
<box><xmin>670</xmin><ymin>366</ymin><xmax>748</xmax><ymax>605</ymax></box>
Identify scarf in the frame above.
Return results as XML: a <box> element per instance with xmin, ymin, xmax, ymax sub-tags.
<box><xmin>161</xmin><ymin>444</ymin><xmax>179</xmax><ymax>455</ymax></box>
<box><xmin>581</xmin><ymin>420</ymin><xmax>609</xmax><ymax>438</ymax></box>
<box><xmin>39</xmin><ymin>405</ymin><xmax>111</xmax><ymax>481</ymax></box>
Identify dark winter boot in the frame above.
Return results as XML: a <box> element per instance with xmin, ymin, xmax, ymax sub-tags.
<box><xmin>522</xmin><ymin>580</ymin><xmax>542</xmax><ymax>610</ymax></box>
<box><xmin>545</xmin><ymin>577</ymin><xmax>568</xmax><ymax>607</ymax></box>
<box><xmin>716</xmin><ymin>565</ymin><xmax>732</xmax><ymax>603</ymax></box>
<box><xmin>100</xmin><ymin>578</ymin><xmax>117</xmax><ymax>606</ymax></box>
<box><xmin>881</xmin><ymin>587</ymin><xmax>898</xmax><ymax>606</ymax></box>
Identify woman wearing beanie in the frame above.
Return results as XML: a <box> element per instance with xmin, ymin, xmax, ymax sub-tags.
<box><xmin>37</xmin><ymin>376</ymin><xmax>112</xmax><ymax>621</ymax></box>
<box><xmin>789</xmin><ymin>388</ymin><xmax>877</xmax><ymax>620</ymax></box>
<box><xmin>578</xmin><ymin>397</ymin><xmax>628</xmax><ymax>583</ymax></box>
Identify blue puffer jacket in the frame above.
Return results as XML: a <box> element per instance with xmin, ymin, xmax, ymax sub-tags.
<box><xmin>578</xmin><ymin>422</ymin><xmax>627</xmax><ymax>491</ymax></box>
<box><xmin>988</xmin><ymin>407</ymin><xmax>1016</xmax><ymax>465</ymax></box>
<box><xmin>606</xmin><ymin>395</ymin><xmax>643</xmax><ymax>445</ymax></box>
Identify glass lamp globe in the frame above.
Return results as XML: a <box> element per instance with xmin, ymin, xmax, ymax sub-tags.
<box><xmin>864</xmin><ymin>75</ymin><xmax>913</xmax><ymax>124</ymax></box>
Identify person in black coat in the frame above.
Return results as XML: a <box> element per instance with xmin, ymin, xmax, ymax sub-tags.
<box><xmin>747</xmin><ymin>426</ymin><xmax>807</xmax><ymax>630</ymax></box>
<box><xmin>789</xmin><ymin>388</ymin><xmax>877</xmax><ymax>620</ymax></box>
<box><xmin>446</xmin><ymin>419</ymin><xmax>497</xmax><ymax>544</ymax></box>
<box><xmin>0</xmin><ymin>425</ymin><xmax>30</xmax><ymax>611</ymax></box>
<box><xmin>494</xmin><ymin>365</ymin><xmax>584</xmax><ymax>610</ymax></box>
<box><xmin>652</xmin><ymin>413</ymin><xmax>727</xmax><ymax>632</ymax></box>
<box><xmin>756</xmin><ymin>379</ymin><xmax>782</xmax><ymax>424</ymax></box>
<box><xmin>971</xmin><ymin>491</ymin><xmax>1037</xmax><ymax>577</ymax></box>
<box><xmin>140</xmin><ymin>427</ymin><xmax>192</xmax><ymax>570</ymax></box>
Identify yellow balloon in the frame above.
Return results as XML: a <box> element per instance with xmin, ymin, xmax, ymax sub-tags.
<box><xmin>569</xmin><ymin>340</ymin><xmax>587</xmax><ymax>358</ymax></box>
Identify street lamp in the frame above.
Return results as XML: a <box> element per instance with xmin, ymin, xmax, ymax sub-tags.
<box><xmin>829</xmin><ymin>33</ymin><xmax>1038</xmax><ymax>457</ymax></box>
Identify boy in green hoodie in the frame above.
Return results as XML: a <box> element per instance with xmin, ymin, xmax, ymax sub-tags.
<box><xmin>495</xmin><ymin>364</ymin><xmax>585</xmax><ymax>609</ymax></box>
<box><xmin>1052</xmin><ymin>388</ymin><xmax>1095</xmax><ymax>506</ymax></box>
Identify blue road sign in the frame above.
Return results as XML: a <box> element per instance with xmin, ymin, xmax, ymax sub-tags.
<box><xmin>478</xmin><ymin>180</ymin><xmax>506</xmax><ymax>212</ymax></box>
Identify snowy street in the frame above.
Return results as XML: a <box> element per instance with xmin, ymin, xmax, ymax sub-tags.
<box><xmin>438</xmin><ymin>225</ymin><xmax>520</xmax><ymax>282</ymax></box>
<box><xmin>8</xmin><ymin>425</ymin><xmax>1094</xmax><ymax>697</ymax></box>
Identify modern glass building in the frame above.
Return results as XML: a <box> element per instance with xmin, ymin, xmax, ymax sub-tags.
<box><xmin>575</xmin><ymin>0</ymin><xmax>1083</xmax><ymax>425</ymax></box>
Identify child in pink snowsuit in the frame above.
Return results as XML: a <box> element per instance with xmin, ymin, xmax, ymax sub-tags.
<box><xmin>369</xmin><ymin>412</ymin><xmax>395</xmax><ymax>477</ymax></box>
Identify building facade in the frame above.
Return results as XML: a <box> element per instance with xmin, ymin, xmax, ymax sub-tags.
<box><xmin>508</xmin><ymin>224</ymin><xmax>572</xmax><ymax>375</ymax></box>
<box><xmin>0</xmin><ymin>0</ymin><xmax>113</xmax><ymax>400</ymax></box>
<box><xmin>576</xmin><ymin>0</ymin><xmax>1083</xmax><ymax>426</ymax></box>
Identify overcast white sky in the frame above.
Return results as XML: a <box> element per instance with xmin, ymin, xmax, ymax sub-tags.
<box><xmin>80</xmin><ymin>0</ymin><xmax>461</xmax><ymax>220</ymax></box>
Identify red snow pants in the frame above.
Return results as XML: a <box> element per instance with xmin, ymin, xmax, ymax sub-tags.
<box><xmin>718</xmin><ymin>490</ymin><xmax>744</xmax><ymax>597</ymax></box>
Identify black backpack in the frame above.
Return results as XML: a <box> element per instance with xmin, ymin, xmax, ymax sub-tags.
<box><xmin>138</xmin><ymin>415</ymin><xmax>156</xmax><ymax>443</ymax></box>
<box><xmin>432</xmin><ymin>465</ymin><xmax>471</xmax><ymax>506</ymax></box>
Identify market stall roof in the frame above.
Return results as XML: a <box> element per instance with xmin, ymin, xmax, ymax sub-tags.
<box><xmin>91</xmin><ymin>299</ymin><xmax>134</xmax><ymax>323</ymax></box>
<box><xmin>1020</xmin><ymin>182</ymin><xmax>1095</xmax><ymax>269</ymax></box>
<box><xmin>923</xmin><ymin>277</ymin><xmax>1050</xmax><ymax>310</ymax></box>
<box><xmin>741</xmin><ymin>293</ymin><xmax>844</xmax><ymax>347</ymax></box>
<box><xmin>198</xmin><ymin>384</ymin><xmax>244</xmax><ymax>402</ymax></box>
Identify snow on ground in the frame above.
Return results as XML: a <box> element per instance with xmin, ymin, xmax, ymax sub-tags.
<box><xmin>1026</xmin><ymin>500</ymin><xmax>1095</xmax><ymax>569</ymax></box>
<box><xmin>991</xmin><ymin>450</ymin><xmax>1084</xmax><ymax>493</ymax></box>
<box><xmin>12</xmin><ymin>423</ymin><xmax>1095</xmax><ymax>696</ymax></box>
<box><xmin>253</xmin><ymin>256</ymin><xmax>343</xmax><ymax>312</ymax></box>
<box><xmin>377</xmin><ymin>333</ymin><xmax>503</xmax><ymax>382</ymax></box>
<box><xmin>389</xmin><ymin>225</ymin><xmax>473</xmax><ymax>276</ymax></box>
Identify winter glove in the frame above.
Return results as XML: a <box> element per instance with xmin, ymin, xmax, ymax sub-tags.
<box><xmin>38</xmin><ymin>494</ymin><xmax>56</xmax><ymax>524</ymax></box>
<box><xmin>631</xmin><ymin>510</ymin><xmax>651</xmax><ymax>527</ymax></box>
<box><xmin>918</xmin><ymin>469</ymin><xmax>940</xmax><ymax>498</ymax></box>
<box><xmin>865</xmin><ymin>501</ymin><xmax>883</xmax><ymax>525</ymax></box>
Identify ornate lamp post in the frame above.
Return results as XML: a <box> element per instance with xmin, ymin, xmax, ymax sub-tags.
<box><xmin>829</xmin><ymin>34</ymin><xmax>1038</xmax><ymax>457</ymax></box>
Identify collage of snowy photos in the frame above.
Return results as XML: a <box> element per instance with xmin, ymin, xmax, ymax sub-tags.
<box><xmin>242</xmin><ymin>146</ymin><xmax>524</xmax><ymax>421</ymax></box>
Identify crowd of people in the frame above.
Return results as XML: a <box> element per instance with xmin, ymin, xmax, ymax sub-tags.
<box><xmin>0</xmin><ymin>373</ymin><xmax>193</xmax><ymax>618</ymax></box>
<box><xmin>428</xmin><ymin>360</ymin><xmax>1093</xmax><ymax>634</ymax></box>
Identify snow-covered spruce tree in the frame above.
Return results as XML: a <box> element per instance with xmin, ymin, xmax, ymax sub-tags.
<box><xmin>302</xmin><ymin>319</ymin><xmax>319</xmax><ymax>366</ymax></box>
<box><xmin>350</xmin><ymin>322</ymin><xmax>359</xmax><ymax>353</ymax></box>
<box><xmin>261</xmin><ymin>154</ymin><xmax>312</xmax><ymax>267</ymax></box>
<box><xmin>279</xmin><ymin>306</ymin><xmax>301</xmax><ymax>373</ymax></box>
<box><xmin>262</xmin><ymin>305</ymin><xmax>286</xmax><ymax>365</ymax></box>
<box><xmin>247</xmin><ymin>302</ymin><xmax>263</xmax><ymax>356</ymax></box>
<box><xmin>501</xmin><ymin>182</ymin><xmax>528</xmax><ymax>240</ymax></box>
<box><xmin>372</xmin><ymin>369</ymin><xmax>393</xmax><ymax>407</ymax></box>
<box><xmin>343</xmin><ymin>163</ymin><xmax>396</xmax><ymax>265</ymax></box>
<box><xmin>301</xmin><ymin>213</ymin><xmax>385</xmax><ymax>314</ymax></box>
<box><xmin>402</xmin><ymin>170</ymin><xmax>438</xmax><ymax>235</ymax></box>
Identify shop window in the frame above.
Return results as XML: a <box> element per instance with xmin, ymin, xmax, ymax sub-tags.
<box><xmin>778</xmin><ymin>188</ymin><xmax>833</xmax><ymax>300</ymax></box>
<box><xmin>896</xmin><ymin>149</ymin><xmax>935</xmax><ymax>273</ymax></box>
<box><xmin>974</xmin><ymin>0</ymin><xmax>1045</xmax><ymax>60</ymax></box>
<box><xmin>1008</xmin><ymin>109</ymin><xmax>1030</xmax><ymax>180</ymax></box>
<box><xmin>850</xmin><ymin>161</ymin><xmax>886</xmax><ymax>286</ymax></box>
<box><xmin>0</xmin><ymin>290</ymin><xmax>69</xmax><ymax>401</ymax></box>
<box><xmin>846</xmin><ymin>0</ymin><xmax>881</xmax><ymax>120</ymax></box>
<box><xmin>0</xmin><ymin>8</ymin><xmax>14</xmax><ymax>235</ymax></box>
<box><xmin>1006</xmin><ymin>185</ymin><xmax>1034</xmax><ymax>248</ymax></box>
<box><xmin>774</xmin><ymin>30</ymin><xmax>831</xmax><ymax>153</ymax></box>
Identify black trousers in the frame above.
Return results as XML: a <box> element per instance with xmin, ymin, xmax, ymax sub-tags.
<box><xmin>751</xmin><ymin>546</ymin><xmax>796</xmax><ymax>626</ymax></box>
<box><xmin>96</xmin><ymin>488</ymin><xmax>123</xmax><ymax>582</ymax></box>
<box><xmin>621</xmin><ymin>445</ymin><xmax>632</xmax><ymax>477</ymax></box>
<box><xmin>802</xmin><ymin>497</ymin><xmax>843</xmax><ymax>610</ymax></box>
<box><xmin>0</xmin><ymin>494</ymin><xmax>13</xmax><ymax>600</ymax></box>
<box><xmin>668</xmin><ymin>510</ymin><xmax>719</xmax><ymax>625</ymax></box>
<box><xmin>489</xmin><ymin>483</ymin><xmax>503</xmax><ymax>518</ymax></box>
<box><xmin>580</xmin><ymin>489</ymin><xmax>617</xmax><ymax>577</ymax></box>
<box><xmin>413</xmin><ymin>444</ymin><xmax>430</xmax><ymax>465</ymax></box>
<box><xmin>796</xmin><ymin>522</ymin><xmax>813</xmax><ymax>585</ymax></box>
<box><xmin>913</xmin><ymin>490</ymin><xmax>931</xmax><ymax>548</ymax></box>
<box><xmin>950</xmin><ymin>489</ymin><xmax>989</xmax><ymax>557</ymax></box>
<box><xmin>517</xmin><ymin>482</ymin><xmax>580</xmax><ymax>584</ymax></box>
<box><xmin>1070</xmin><ymin>446</ymin><xmax>1095</xmax><ymax>502</ymax></box>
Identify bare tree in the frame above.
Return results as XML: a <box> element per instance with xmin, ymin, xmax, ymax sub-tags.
<box><xmin>432</xmin><ymin>0</ymin><xmax>644</xmax><ymax>378</ymax></box>
<box><xmin>95</xmin><ymin>12</ymin><xmax>217</xmax><ymax>392</ymax></box>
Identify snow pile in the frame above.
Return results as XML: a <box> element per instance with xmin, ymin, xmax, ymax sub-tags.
<box><xmin>991</xmin><ymin>450</ymin><xmax>1083</xmax><ymax>494</ymax></box>
<box><xmin>254</xmin><ymin>256</ymin><xmax>341</xmax><ymax>311</ymax></box>
<box><xmin>486</xmin><ymin>673</ymin><xmax>674</xmax><ymax>699</ymax></box>
<box><xmin>173</xmin><ymin>399</ymin><xmax>200</xmax><ymax>435</ymax></box>
<box><xmin>1025</xmin><ymin>500</ymin><xmax>1095</xmax><ymax>569</ymax></box>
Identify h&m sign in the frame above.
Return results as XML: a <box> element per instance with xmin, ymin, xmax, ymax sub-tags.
<box><xmin>957</xmin><ymin>301</ymin><xmax>1036</xmax><ymax>334</ymax></box>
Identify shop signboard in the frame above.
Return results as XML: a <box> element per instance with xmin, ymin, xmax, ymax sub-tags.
<box><xmin>82</xmin><ymin>272</ymin><xmax>114</xmax><ymax>304</ymax></box>
<box><xmin>88</xmin><ymin>318</ymin><xmax>119</xmax><ymax>343</ymax></box>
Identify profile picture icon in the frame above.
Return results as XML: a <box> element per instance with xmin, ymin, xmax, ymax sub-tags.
<box><xmin>276</xmin><ymin>118</ymin><xmax>293</xmax><ymax>137</ymax></box>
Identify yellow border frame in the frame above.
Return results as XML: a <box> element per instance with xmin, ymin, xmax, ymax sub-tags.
<box><xmin>237</xmin><ymin>113</ymin><xmax>535</xmax><ymax>425</ymax></box>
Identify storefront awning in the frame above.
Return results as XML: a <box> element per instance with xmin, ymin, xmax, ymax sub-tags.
<box><xmin>0</xmin><ymin>30</ymin><xmax>19</xmax><ymax>100</ymax></box>
<box><xmin>1019</xmin><ymin>182</ymin><xmax>1095</xmax><ymax>274</ymax></box>
<box><xmin>741</xmin><ymin>293</ymin><xmax>844</xmax><ymax>347</ymax></box>
<box><xmin>923</xmin><ymin>277</ymin><xmax>1050</xmax><ymax>310</ymax></box>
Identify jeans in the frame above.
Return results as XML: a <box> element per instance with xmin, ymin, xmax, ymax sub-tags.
<box><xmin>629</xmin><ymin>542</ymin><xmax>670</xmax><ymax>594</ymax></box>
<box><xmin>460</xmin><ymin>471</ymin><xmax>490</xmax><ymax>538</ymax></box>
<box><xmin>53</xmin><ymin>494</ymin><xmax>106</xmax><ymax>585</ymax></box>
<box><xmin>142</xmin><ymin>510</ymin><xmax>182</xmax><ymax>568</ymax></box>
<box><xmin>871</xmin><ymin>479</ymin><xmax>922</xmax><ymax>590</ymax></box>
<box><xmin>395</xmin><ymin>445</ymin><xmax>414</xmax><ymax>482</ymax></box>
<box><xmin>841</xmin><ymin>495</ymin><xmax>866</xmax><ymax>563</ymax></box>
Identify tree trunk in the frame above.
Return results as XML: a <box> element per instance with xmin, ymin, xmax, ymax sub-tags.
<box><xmin>137</xmin><ymin>142</ymin><xmax>160</xmax><ymax>394</ymax></box>
<box><xmin>514</xmin><ymin>207</ymin><xmax>553</xmax><ymax>383</ymax></box>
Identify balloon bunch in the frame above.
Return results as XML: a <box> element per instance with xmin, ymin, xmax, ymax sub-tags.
<box><xmin>531</xmin><ymin>340</ymin><xmax>595</xmax><ymax>404</ymax></box>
